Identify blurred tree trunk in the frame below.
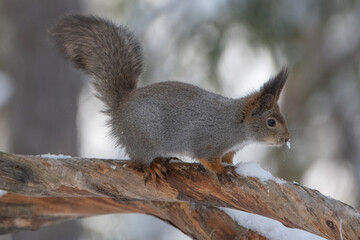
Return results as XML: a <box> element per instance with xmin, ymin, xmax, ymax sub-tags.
<box><xmin>8</xmin><ymin>0</ymin><xmax>81</xmax><ymax>156</ymax></box>
<box><xmin>6</xmin><ymin>0</ymin><xmax>82</xmax><ymax>239</ymax></box>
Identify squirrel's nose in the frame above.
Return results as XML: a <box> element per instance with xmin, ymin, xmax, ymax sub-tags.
<box><xmin>284</xmin><ymin>137</ymin><xmax>289</xmax><ymax>143</ymax></box>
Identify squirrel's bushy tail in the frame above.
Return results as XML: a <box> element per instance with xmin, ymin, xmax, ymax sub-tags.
<box><xmin>50</xmin><ymin>14</ymin><xmax>143</xmax><ymax>111</ymax></box>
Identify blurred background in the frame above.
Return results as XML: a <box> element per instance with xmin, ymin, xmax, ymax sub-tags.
<box><xmin>0</xmin><ymin>0</ymin><xmax>359</xmax><ymax>239</ymax></box>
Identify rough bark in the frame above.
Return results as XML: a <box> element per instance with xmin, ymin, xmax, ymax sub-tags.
<box><xmin>0</xmin><ymin>193</ymin><xmax>265</xmax><ymax>240</ymax></box>
<box><xmin>0</xmin><ymin>151</ymin><xmax>359</xmax><ymax>239</ymax></box>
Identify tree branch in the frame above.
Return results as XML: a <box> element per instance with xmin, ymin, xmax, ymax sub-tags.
<box><xmin>0</xmin><ymin>193</ymin><xmax>265</xmax><ymax>239</ymax></box>
<box><xmin>0</xmin><ymin>152</ymin><xmax>359</xmax><ymax>239</ymax></box>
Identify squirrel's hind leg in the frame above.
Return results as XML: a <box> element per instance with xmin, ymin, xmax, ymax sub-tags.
<box><xmin>144</xmin><ymin>157</ymin><xmax>171</xmax><ymax>185</ymax></box>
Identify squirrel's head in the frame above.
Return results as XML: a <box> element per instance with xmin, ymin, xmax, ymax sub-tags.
<box><xmin>242</xmin><ymin>68</ymin><xmax>289</xmax><ymax>146</ymax></box>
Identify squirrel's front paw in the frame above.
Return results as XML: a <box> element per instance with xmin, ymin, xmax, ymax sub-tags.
<box><xmin>144</xmin><ymin>157</ymin><xmax>170</xmax><ymax>185</ymax></box>
<box><xmin>198</xmin><ymin>158</ymin><xmax>234</xmax><ymax>185</ymax></box>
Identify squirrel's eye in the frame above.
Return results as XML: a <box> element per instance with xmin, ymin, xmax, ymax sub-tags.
<box><xmin>267</xmin><ymin>118</ymin><xmax>276</xmax><ymax>127</ymax></box>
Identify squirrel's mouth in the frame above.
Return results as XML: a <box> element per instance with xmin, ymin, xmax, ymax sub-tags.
<box><xmin>262</xmin><ymin>138</ymin><xmax>281</xmax><ymax>146</ymax></box>
<box><xmin>263</xmin><ymin>135</ymin><xmax>289</xmax><ymax>146</ymax></box>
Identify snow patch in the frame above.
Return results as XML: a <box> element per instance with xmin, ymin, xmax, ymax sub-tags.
<box><xmin>169</xmin><ymin>159</ymin><xmax>184</xmax><ymax>163</ymax></box>
<box><xmin>340</xmin><ymin>219</ymin><xmax>343</xmax><ymax>240</ymax></box>
<box><xmin>0</xmin><ymin>190</ymin><xmax>8</xmax><ymax>198</ymax></box>
<box><xmin>235</xmin><ymin>162</ymin><xmax>285</xmax><ymax>184</ymax></box>
<box><xmin>286</xmin><ymin>139</ymin><xmax>291</xmax><ymax>149</ymax></box>
<box><xmin>222</xmin><ymin>208</ymin><xmax>326</xmax><ymax>240</ymax></box>
<box><xmin>40</xmin><ymin>153</ymin><xmax>72</xmax><ymax>159</ymax></box>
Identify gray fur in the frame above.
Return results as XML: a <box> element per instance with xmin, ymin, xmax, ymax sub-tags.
<box><xmin>114</xmin><ymin>81</ymin><xmax>247</xmax><ymax>163</ymax></box>
<box><xmin>50</xmin><ymin>15</ymin><xmax>289</xmax><ymax>166</ymax></box>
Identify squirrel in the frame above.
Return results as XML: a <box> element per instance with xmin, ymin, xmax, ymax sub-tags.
<box><xmin>50</xmin><ymin>14</ymin><xmax>290</xmax><ymax>183</ymax></box>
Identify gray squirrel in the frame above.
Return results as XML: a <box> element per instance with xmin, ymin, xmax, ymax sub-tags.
<box><xmin>50</xmin><ymin>14</ymin><xmax>289</xmax><ymax>183</ymax></box>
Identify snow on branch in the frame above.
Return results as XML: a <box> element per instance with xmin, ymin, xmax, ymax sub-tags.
<box><xmin>0</xmin><ymin>151</ymin><xmax>359</xmax><ymax>239</ymax></box>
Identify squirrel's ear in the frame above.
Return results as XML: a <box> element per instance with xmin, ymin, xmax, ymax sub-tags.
<box><xmin>261</xmin><ymin>67</ymin><xmax>288</xmax><ymax>101</ymax></box>
<box><xmin>243</xmin><ymin>68</ymin><xmax>288</xmax><ymax>116</ymax></box>
<box><xmin>243</xmin><ymin>93</ymin><xmax>274</xmax><ymax>117</ymax></box>
<box><xmin>252</xmin><ymin>94</ymin><xmax>274</xmax><ymax>115</ymax></box>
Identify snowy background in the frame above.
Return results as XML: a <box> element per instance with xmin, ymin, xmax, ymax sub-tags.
<box><xmin>0</xmin><ymin>0</ymin><xmax>359</xmax><ymax>239</ymax></box>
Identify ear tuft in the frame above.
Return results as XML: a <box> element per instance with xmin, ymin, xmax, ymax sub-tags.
<box><xmin>262</xmin><ymin>67</ymin><xmax>288</xmax><ymax>100</ymax></box>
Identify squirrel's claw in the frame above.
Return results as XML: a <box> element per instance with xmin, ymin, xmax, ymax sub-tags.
<box><xmin>144</xmin><ymin>157</ymin><xmax>170</xmax><ymax>185</ymax></box>
<box><xmin>216</xmin><ymin>168</ymin><xmax>235</xmax><ymax>186</ymax></box>
<box><xmin>216</xmin><ymin>172</ymin><xmax>232</xmax><ymax>185</ymax></box>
